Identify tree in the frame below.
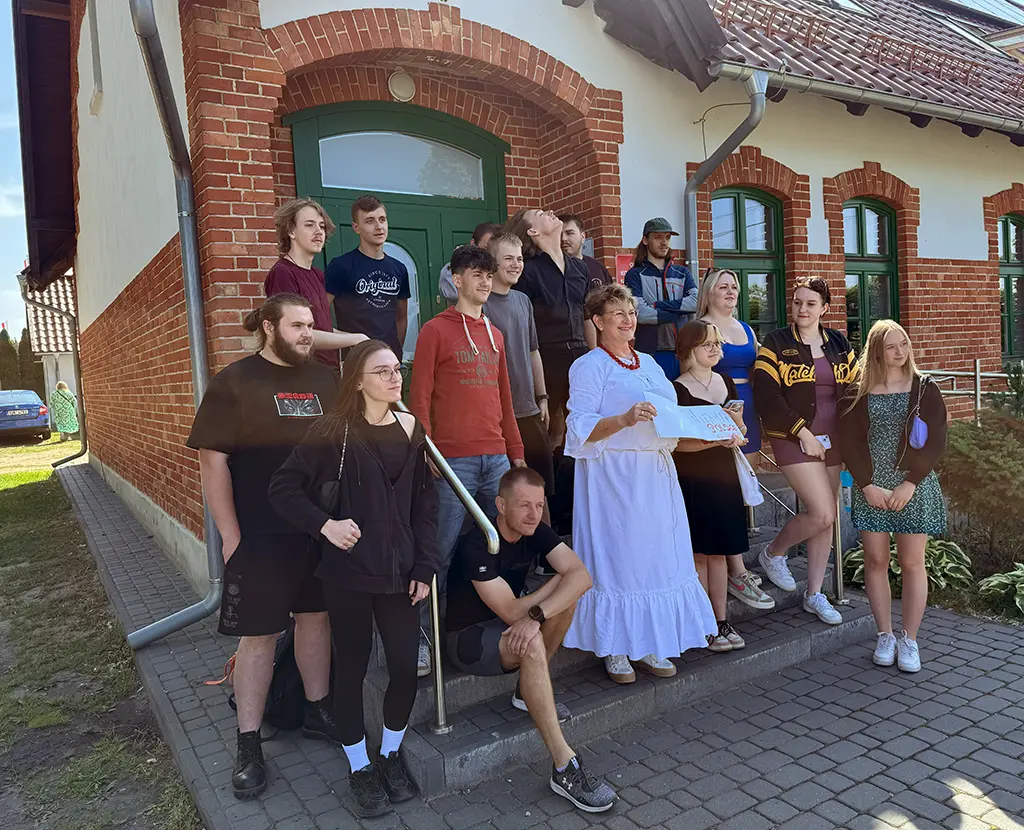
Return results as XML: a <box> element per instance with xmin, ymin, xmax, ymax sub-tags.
<box><xmin>18</xmin><ymin>328</ymin><xmax>45</xmax><ymax>398</ymax></box>
<box><xmin>0</xmin><ymin>327</ymin><xmax>20</xmax><ymax>390</ymax></box>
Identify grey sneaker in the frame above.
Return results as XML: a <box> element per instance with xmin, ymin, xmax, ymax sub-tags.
<box><xmin>550</xmin><ymin>755</ymin><xmax>616</xmax><ymax>813</ymax></box>
<box><xmin>417</xmin><ymin>633</ymin><xmax>431</xmax><ymax>678</ymax></box>
<box><xmin>728</xmin><ymin>571</ymin><xmax>776</xmax><ymax>609</ymax></box>
<box><xmin>512</xmin><ymin>685</ymin><xmax>572</xmax><ymax>723</ymax></box>
<box><xmin>803</xmin><ymin>592</ymin><xmax>842</xmax><ymax>625</ymax></box>
<box><xmin>897</xmin><ymin>633</ymin><xmax>921</xmax><ymax>673</ymax></box>
<box><xmin>873</xmin><ymin>632</ymin><xmax>897</xmax><ymax>666</ymax></box>
<box><xmin>758</xmin><ymin>547</ymin><xmax>797</xmax><ymax>592</ymax></box>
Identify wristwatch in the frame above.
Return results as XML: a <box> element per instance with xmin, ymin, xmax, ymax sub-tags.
<box><xmin>528</xmin><ymin>604</ymin><xmax>546</xmax><ymax>624</ymax></box>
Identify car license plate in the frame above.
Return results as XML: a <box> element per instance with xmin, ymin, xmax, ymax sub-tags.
<box><xmin>6</xmin><ymin>409</ymin><xmax>29</xmax><ymax>416</ymax></box>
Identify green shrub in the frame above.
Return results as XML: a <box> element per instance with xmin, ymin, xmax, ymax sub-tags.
<box><xmin>842</xmin><ymin>537</ymin><xmax>973</xmax><ymax>597</ymax></box>
<box><xmin>938</xmin><ymin>415</ymin><xmax>1024</xmax><ymax>562</ymax></box>
<box><xmin>988</xmin><ymin>362</ymin><xmax>1024</xmax><ymax>420</ymax></box>
<box><xmin>978</xmin><ymin>564</ymin><xmax>1024</xmax><ymax>617</ymax></box>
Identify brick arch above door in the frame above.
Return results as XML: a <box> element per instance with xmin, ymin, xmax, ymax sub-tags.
<box><xmin>985</xmin><ymin>182</ymin><xmax>1024</xmax><ymax>260</ymax></box>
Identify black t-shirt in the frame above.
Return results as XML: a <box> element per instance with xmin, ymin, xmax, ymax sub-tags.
<box><xmin>514</xmin><ymin>252</ymin><xmax>590</xmax><ymax>349</ymax></box>
<box><xmin>445</xmin><ymin>521</ymin><xmax>562</xmax><ymax>632</ymax></box>
<box><xmin>324</xmin><ymin>248</ymin><xmax>411</xmax><ymax>356</ymax></box>
<box><xmin>186</xmin><ymin>354</ymin><xmax>338</xmax><ymax>537</ymax></box>
<box><xmin>359</xmin><ymin>417</ymin><xmax>410</xmax><ymax>484</ymax></box>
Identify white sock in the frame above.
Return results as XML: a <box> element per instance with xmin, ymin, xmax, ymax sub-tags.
<box><xmin>343</xmin><ymin>738</ymin><xmax>371</xmax><ymax>772</ymax></box>
<box><xmin>380</xmin><ymin>725</ymin><xmax>407</xmax><ymax>758</ymax></box>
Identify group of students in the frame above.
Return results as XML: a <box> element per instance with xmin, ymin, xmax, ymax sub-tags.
<box><xmin>186</xmin><ymin>194</ymin><xmax>949</xmax><ymax>819</ymax></box>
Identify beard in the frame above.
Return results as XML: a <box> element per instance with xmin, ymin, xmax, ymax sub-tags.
<box><xmin>268</xmin><ymin>331</ymin><xmax>313</xmax><ymax>366</ymax></box>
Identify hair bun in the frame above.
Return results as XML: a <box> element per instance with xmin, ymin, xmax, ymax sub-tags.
<box><xmin>242</xmin><ymin>308</ymin><xmax>262</xmax><ymax>332</ymax></box>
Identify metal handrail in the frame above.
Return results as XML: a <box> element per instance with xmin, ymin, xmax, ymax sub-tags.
<box><xmin>923</xmin><ymin>359</ymin><xmax>1010</xmax><ymax>425</ymax></box>
<box><xmin>396</xmin><ymin>402</ymin><xmax>499</xmax><ymax>735</ymax></box>
<box><xmin>754</xmin><ymin>450</ymin><xmax>845</xmax><ymax>602</ymax></box>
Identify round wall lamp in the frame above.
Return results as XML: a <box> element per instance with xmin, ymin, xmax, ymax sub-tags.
<box><xmin>388</xmin><ymin>69</ymin><xmax>416</xmax><ymax>102</ymax></box>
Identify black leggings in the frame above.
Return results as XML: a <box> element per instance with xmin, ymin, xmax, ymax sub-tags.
<box><xmin>325</xmin><ymin>589</ymin><xmax>420</xmax><ymax>745</ymax></box>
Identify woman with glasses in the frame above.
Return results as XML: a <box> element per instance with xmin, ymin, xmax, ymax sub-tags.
<box><xmin>673</xmin><ymin>321</ymin><xmax>750</xmax><ymax>652</ymax></box>
<box><xmin>698</xmin><ymin>268</ymin><xmax>775</xmax><ymax>612</ymax></box>
<box><xmin>269</xmin><ymin>339</ymin><xmax>439</xmax><ymax>818</ymax></box>
<box><xmin>562</xmin><ymin>284</ymin><xmax>717</xmax><ymax>683</ymax></box>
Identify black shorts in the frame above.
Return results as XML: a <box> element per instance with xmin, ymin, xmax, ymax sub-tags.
<box><xmin>446</xmin><ymin>618</ymin><xmax>516</xmax><ymax>677</ymax></box>
<box><xmin>540</xmin><ymin>343</ymin><xmax>589</xmax><ymax>417</ymax></box>
<box><xmin>218</xmin><ymin>534</ymin><xmax>325</xmax><ymax>637</ymax></box>
<box><xmin>517</xmin><ymin>414</ymin><xmax>554</xmax><ymax>496</ymax></box>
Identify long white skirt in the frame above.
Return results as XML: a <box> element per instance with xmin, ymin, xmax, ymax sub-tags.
<box><xmin>563</xmin><ymin>448</ymin><xmax>717</xmax><ymax>660</ymax></box>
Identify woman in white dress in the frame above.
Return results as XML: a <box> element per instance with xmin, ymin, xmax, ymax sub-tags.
<box><xmin>563</xmin><ymin>284</ymin><xmax>718</xmax><ymax>683</ymax></box>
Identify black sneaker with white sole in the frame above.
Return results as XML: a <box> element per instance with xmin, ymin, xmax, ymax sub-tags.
<box><xmin>511</xmin><ymin>683</ymin><xmax>572</xmax><ymax>723</ymax></box>
<box><xmin>550</xmin><ymin>755</ymin><xmax>616</xmax><ymax>813</ymax></box>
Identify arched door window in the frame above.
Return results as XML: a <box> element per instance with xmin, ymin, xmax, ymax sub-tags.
<box><xmin>843</xmin><ymin>199</ymin><xmax>899</xmax><ymax>351</ymax></box>
<box><xmin>712</xmin><ymin>188</ymin><xmax>786</xmax><ymax>338</ymax></box>
<box><xmin>999</xmin><ymin>214</ymin><xmax>1024</xmax><ymax>357</ymax></box>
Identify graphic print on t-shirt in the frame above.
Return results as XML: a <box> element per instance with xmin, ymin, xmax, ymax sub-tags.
<box><xmin>356</xmin><ymin>270</ymin><xmax>403</xmax><ymax>309</ymax></box>
<box><xmin>274</xmin><ymin>392</ymin><xmax>324</xmax><ymax>418</ymax></box>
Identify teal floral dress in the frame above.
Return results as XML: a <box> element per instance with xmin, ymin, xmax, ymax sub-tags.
<box><xmin>851</xmin><ymin>392</ymin><xmax>946</xmax><ymax>535</ymax></box>
<box><xmin>51</xmin><ymin>387</ymin><xmax>79</xmax><ymax>435</ymax></box>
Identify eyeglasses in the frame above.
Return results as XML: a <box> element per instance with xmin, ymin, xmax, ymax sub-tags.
<box><xmin>363</xmin><ymin>366</ymin><xmax>407</xmax><ymax>382</ymax></box>
<box><xmin>700</xmin><ymin>342</ymin><xmax>723</xmax><ymax>351</ymax></box>
<box><xmin>603</xmin><ymin>310</ymin><xmax>638</xmax><ymax>322</ymax></box>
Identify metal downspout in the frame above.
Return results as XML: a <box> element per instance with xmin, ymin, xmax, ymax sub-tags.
<box><xmin>18</xmin><ymin>279</ymin><xmax>87</xmax><ymax>467</ymax></box>
<box><xmin>684</xmin><ymin>70</ymin><xmax>769</xmax><ymax>280</ymax></box>
<box><xmin>126</xmin><ymin>0</ymin><xmax>222</xmax><ymax>650</ymax></box>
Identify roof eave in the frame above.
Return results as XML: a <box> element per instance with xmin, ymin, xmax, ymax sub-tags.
<box><xmin>710</xmin><ymin>61</ymin><xmax>1024</xmax><ymax>143</ymax></box>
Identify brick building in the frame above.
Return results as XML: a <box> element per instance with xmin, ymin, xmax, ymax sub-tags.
<box><xmin>13</xmin><ymin>0</ymin><xmax>1024</xmax><ymax>587</ymax></box>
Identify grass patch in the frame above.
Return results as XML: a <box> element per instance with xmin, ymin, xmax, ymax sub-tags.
<box><xmin>0</xmin><ymin>451</ymin><xmax>201</xmax><ymax>830</ymax></box>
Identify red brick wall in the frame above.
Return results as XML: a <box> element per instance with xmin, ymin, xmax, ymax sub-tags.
<box><xmin>79</xmin><ymin>237</ymin><xmax>204</xmax><ymax>536</ymax></box>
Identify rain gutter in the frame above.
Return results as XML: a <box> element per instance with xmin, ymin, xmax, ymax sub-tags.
<box><xmin>126</xmin><ymin>0</ymin><xmax>222</xmax><ymax>650</ymax></box>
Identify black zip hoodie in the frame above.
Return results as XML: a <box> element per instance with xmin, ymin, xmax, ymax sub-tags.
<box><xmin>838</xmin><ymin>374</ymin><xmax>948</xmax><ymax>488</ymax></box>
<box><xmin>268</xmin><ymin>414</ymin><xmax>440</xmax><ymax>594</ymax></box>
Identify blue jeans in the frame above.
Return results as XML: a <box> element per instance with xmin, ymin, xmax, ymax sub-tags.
<box><xmin>421</xmin><ymin>453</ymin><xmax>510</xmax><ymax>629</ymax></box>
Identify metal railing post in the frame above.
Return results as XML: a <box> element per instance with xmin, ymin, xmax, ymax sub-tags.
<box><xmin>974</xmin><ymin>358</ymin><xmax>982</xmax><ymax>425</ymax></box>
<box><xmin>832</xmin><ymin>491</ymin><xmax>847</xmax><ymax>604</ymax></box>
<box><xmin>395</xmin><ymin>402</ymin><xmax>499</xmax><ymax>735</ymax></box>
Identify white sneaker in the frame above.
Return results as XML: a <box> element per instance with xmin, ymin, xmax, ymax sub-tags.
<box><xmin>758</xmin><ymin>547</ymin><xmax>797</xmax><ymax>592</ymax></box>
<box><xmin>897</xmin><ymin>633</ymin><xmax>921</xmax><ymax>673</ymax></box>
<box><xmin>417</xmin><ymin>635</ymin><xmax>431</xmax><ymax>678</ymax></box>
<box><xmin>873</xmin><ymin>632</ymin><xmax>897</xmax><ymax>666</ymax></box>
<box><xmin>632</xmin><ymin>654</ymin><xmax>677</xmax><ymax>678</ymax></box>
<box><xmin>803</xmin><ymin>592</ymin><xmax>842</xmax><ymax>625</ymax></box>
<box><xmin>604</xmin><ymin>654</ymin><xmax>635</xmax><ymax>684</ymax></box>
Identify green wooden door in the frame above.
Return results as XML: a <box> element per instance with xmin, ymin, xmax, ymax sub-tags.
<box><xmin>286</xmin><ymin>101</ymin><xmax>509</xmax><ymax>359</ymax></box>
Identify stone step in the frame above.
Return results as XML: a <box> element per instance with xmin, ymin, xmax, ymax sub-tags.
<box><xmin>399</xmin><ymin>596</ymin><xmax>875</xmax><ymax>797</ymax></box>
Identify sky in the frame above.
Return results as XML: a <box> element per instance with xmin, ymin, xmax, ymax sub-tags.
<box><xmin>0</xmin><ymin>9</ymin><xmax>30</xmax><ymax>340</ymax></box>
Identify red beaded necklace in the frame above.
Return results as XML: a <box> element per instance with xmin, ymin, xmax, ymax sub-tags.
<box><xmin>600</xmin><ymin>343</ymin><xmax>641</xmax><ymax>371</ymax></box>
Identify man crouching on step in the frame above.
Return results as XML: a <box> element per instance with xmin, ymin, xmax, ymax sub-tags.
<box><xmin>444</xmin><ymin>467</ymin><xmax>617</xmax><ymax>813</ymax></box>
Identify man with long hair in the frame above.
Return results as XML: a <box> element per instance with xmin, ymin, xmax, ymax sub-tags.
<box><xmin>266</xmin><ymin>198</ymin><xmax>368</xmax><ymax>369</ymax></box>
<box><xmin>325</xmin><ymin>194</ymin><xmax>411</xmax><ymax>359</ymax></box>
<box><xmin>186</xmin><ymin>293</ymin><xmax>341</xmax><ymax>800</ymax></box>
<box><xmin>624</xmin><ymin>217</ymin><xmax>698</xmax><ymax>379</ymax></box>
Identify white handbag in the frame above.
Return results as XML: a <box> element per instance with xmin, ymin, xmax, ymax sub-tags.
<box><xmin>733</xmin><ymin>448</ymin><xmax>764</xmax><ymax>507</ymax></box>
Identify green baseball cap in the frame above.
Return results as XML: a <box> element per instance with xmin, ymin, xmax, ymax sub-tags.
<box><xmin>642</xmin><ymin>217</ymin><xmax>678</xmax><ymax>236</ymax></box>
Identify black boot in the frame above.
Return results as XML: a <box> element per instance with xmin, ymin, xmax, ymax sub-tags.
<box><xmin>348</xmin><ymin>765</ymin><xmax>391</xmax><ymax>817</ymax></box>
<box><xmin>376</xmin><ymin>750</ymin><xmax>418</xmax><ymax>803</ymax></box>
<box><xmin>302</xmin><ymin>697</ymin><xmax>342</xmax><ymax>745</ymax></box>
<box><xmin>232</xmin><ymin>730</ymin><xmax>266</xmax><ymax>799</ymax></box>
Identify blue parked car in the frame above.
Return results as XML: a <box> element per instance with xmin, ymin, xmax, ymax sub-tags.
<box><xmin>0</xmin><ymin>390</ymin><xmax>51</xmax><ymax>441</ymax></box>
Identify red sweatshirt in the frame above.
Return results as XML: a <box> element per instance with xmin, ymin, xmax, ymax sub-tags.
<box><xmin>409</xmin><ymin>307</ymin><xmax>524</xmax><ymax>461</ymax></box>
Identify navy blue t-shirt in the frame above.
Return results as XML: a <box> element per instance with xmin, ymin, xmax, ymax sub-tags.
<box><xmin>324</xmin><ymin>248</ymin><xmax>411</xmax><ymax>355</ymax></box>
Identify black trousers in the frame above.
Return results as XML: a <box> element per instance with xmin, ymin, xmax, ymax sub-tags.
<box><xmin>325</xmin><ymin>589</ymin><xmax>420</xmax><ymax>745</ymax></box>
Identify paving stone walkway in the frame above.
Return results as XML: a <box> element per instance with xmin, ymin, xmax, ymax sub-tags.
<box><xmin>59</xmin><ymin>462</ymin><xmax>1024</xmax><ymax>830</ymax></box>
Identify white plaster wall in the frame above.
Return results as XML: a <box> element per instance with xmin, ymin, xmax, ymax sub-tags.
<box><xmin>258</xmin><ymin>0</ymin><xmax>1022</xmax><ymax>261</ymax></box>
<box><xmin>75</xmin><ymin>0</ymin><xmax>187</xmax><ymax>329</ymax></box>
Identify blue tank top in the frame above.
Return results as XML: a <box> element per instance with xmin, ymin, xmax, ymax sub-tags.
<box><xmin>718</xmin><ymin>321</ymin><xmax>757</xmax><ymax>381</ymax></box>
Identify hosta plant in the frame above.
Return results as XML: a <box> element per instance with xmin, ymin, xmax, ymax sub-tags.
<box><xmin>978</xmin><ymin>564</ymin><xmax>1024</xmax><ymax>617</ymax></box>
<box><xmin>843</xmin><ymin>537</ymin><xmax>973</xmax><ymax>597</ymax></box>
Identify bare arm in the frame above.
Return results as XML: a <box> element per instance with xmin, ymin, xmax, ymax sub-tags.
<box><xmin>198</xmin><ymin>449</ymin><xmax>240</xmax><ymax>563</ymax></box>
<box><xmin>530</xmin><ymin>350</ymin><xmax>547</xmax><ymax>398</ymax></box>
<box><xmin>312</xmin><ymin>329</ymin><xmax>369</xmax><ymax>351</ymax></box>
<box><xmin>396</xmin><ymin>299</ymin><xmax>409</xmax><ymax>348</ymax></box>
<box><xmin>472</xmin><ymin>543</ymin><xmax>591</xmax><ymax>624</ymax></box>
<box><xmin>586</xmin><ymin>413</ymin><xmax>628</xmax><ymax>444</ymax></box>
